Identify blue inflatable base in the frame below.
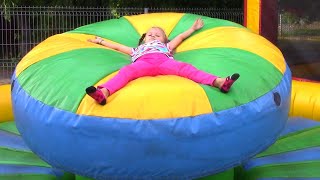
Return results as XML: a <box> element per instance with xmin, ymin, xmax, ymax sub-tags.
<box><xmin>12</xmin><ymin>67</ymin><xmax>291</xmax><ymax>179</ymax></box>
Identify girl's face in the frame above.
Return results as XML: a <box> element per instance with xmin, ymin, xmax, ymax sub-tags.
<box><xmin>144</xmin><ymin>27</ymin><xmax>167</xmax><ymax>43</ymax></box>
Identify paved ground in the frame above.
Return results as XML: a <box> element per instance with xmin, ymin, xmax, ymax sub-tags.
<box><xmin>0</xmin><ymin>79</ymin><xmax>10</xmax><ymax>85</ymax></box>
<box><xmin>278</xmin><ymin>38</ymin><xmax>320</xmax><ymax>81</ymax></box>
<box><xmin>0</xmin><ymin>68</ymin><xmax>13</xmax><ymax>85</ymax></box>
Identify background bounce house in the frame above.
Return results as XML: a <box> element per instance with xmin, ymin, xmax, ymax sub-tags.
<box><xmin>0</xmin><ymin>0</ymin><xmax>320</xmax><ymax>180</ymax></box>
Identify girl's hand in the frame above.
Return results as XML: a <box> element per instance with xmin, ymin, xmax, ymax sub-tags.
<box><xmin>192</xmin><ymin>18</ymin><xmax>204</xmax><ymax>31</ymax></box>
<box><xmin>87</xmin><ymin>37</ymin><xmax>104</xmax><ymax>44</ymax></box>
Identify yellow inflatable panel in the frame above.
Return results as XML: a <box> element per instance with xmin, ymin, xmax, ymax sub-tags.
<box><xmin>0</xmin><ymin>85</ymin><xmax>13</xmax><ymax>122</ymax></box>
<box><xmin>290</xmin><ymin>79</ymin><xmax>320</xmax><ymax>121</ymax></box>
<box><xmin>176</xmin><ymin>27</ymin><xmax>286</xmax><ymax>74</ymax></box>
<box><xmin>124</xmin><ymin>13</ymin><xmax>184</xmax><ymax>37</ymax></box>
<box><xmin>77</xmin><ymin>74</ymin><xmax>212</xmax><ymax>119</ymax></box>
<box><xmin>15</xmin><ymin>33</ymin><xmax>121</xmax><ymax>76</ymax></box>
<box><xmin>246</xmin><ymin>0</ymin><xmax>261</xmax><ymax>34</ymax></box>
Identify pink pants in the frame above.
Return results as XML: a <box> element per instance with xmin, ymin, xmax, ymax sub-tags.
<box><xmin>98</xmin><ymin>53</ymin><xmax>218</xmax><ymax>95</ymax></box>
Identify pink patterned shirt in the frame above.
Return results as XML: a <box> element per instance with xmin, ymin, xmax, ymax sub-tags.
<box><xmin>131</xmin><ymin>40</ymin><xmax>173</xmax><ymax>62</ymax></box>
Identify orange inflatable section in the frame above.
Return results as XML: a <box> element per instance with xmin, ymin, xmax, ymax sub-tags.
<box><xmin>290</xmin><ymin>79</ymin><xmax>320</xmax><ymax>121</ymax></box>
<box><xmin>0</xmin><ymin>84</ymin><xmax>13</xmax><ymax>122</ymax></box>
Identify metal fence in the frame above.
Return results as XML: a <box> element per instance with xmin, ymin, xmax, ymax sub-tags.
<box><xmin>0</xmin><ymin>6</ymin><xmax>243</xmax><ymax>80</ymax></box>
<box><xmin>278</xmin><ymin>13</ymin><xmax>320</xmax><ymax>39</ymax></box>
<box><xmin>277</xmin><ymin>12</ymin><xmax>320</xmax><ymax>81</ymax></box>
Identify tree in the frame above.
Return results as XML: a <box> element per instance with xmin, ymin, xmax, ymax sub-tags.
<box><xmin>108</xmin><ymin>0</ymin><xmax>242</xmax><ymax>8</ymax></box>
<box><xmin>2</xmin><ymin>0</ymin><xmax>243</xmax><ymax>8</ymax></box>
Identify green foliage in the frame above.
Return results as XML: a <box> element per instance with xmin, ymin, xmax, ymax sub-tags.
<box><xmin>109</xmin><ymin>0</ymin><xmax>242</xmax><ymax>8</ymax></box>
<box><xmin>282</xmin><ymin>28</ymin><xmax>320</xmax><ymax>36</ymax></box>
<box><xmin>2</xmin><ymin>0</ymin><xmax>243</xmax><ymax>8</ymax></box>
<box><xmin>2</xmin><ymin>0</ymin><xmax>16</xmax><ymax>7</ymax></box>
<box><xmin>2</xmin><ymin>0</ymin><xmax>109</xmax><ymax>6</ymax></box>
<box><xmin>281</xmin><ymin>11</ymin><xmax>299</xmax><ymax>24</ymax></box>
<box><xmin>2</xmin><ymin>0</ymin><xmax>15</xmax><ymax>21</ymax></box>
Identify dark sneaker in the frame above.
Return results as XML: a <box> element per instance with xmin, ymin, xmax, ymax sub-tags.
<box><xmin>85</xmin><ymin>86</ymin><xmax>106</xmax><ymax>105</ymax></box>
<box><xmin>220</xmin><ymin>73</ymin><xmax>240</xmax><ymax>93</ymax></box>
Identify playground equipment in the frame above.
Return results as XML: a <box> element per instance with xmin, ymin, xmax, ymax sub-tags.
<box><xmin>289</xmin><ymin>78</ymin><xmax>320</xmax><ymax>121</ymax></box>
<box><xmin>1</xmin><ymin>78</ymin><xmax>320</xmax><ymax>179</ymax></box>
<box><xmin>238</xmin><ymin>117</ymin><xmax>320</xmax><ymax>179</ymax></box>
<box><xmin>10</xmin><ymin>13</ymin><xmax>290</xmax><ymax>179</ymax></box>
<box><xmin>0</xmin><ymin>85</ymin><xmax>13</xmax><ymax>123</ymax></box>
<box><xmin>0</xmin><ymin>85</ymin><xmax>73</xmax><ymax>179</ymax></box>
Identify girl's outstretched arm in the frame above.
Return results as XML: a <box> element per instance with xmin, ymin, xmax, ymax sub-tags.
<box><xmin>168</xmin><ymin>18</ymin><xmax>204</xmax><ymax>50</ymax></box>
<box><xmin>88</xmin><ymin>37</ymin><xmax>132</xmax><ymax>55</ymax></box>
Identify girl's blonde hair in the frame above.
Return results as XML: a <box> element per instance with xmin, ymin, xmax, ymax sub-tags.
<box><xmin>138</xmin><ymin>27</ymin><xmax>169</xmax><ymax>45</ymax></box>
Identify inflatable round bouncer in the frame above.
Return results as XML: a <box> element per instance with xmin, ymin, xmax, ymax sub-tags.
<box><xmin>12</xmin><ymin>13</ymin><xmax>291</xmax><ymax>179</ymax></box>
